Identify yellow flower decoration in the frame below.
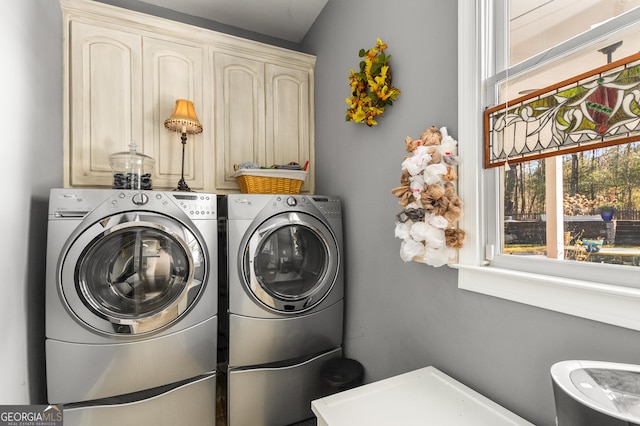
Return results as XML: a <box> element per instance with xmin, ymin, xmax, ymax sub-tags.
<box><xmin>345</xmin><ymin>38</ymin><xmax>400</xmax><ymax>127</ymax></box>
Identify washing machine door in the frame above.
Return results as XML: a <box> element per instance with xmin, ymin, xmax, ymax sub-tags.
<box><xmin>242</xmin><ymin>212</ymin><xmax>339</xmax><ymax>313</ymax></box>
<box><xmin>60</xmin><ymin>212</ymin><xmax>206</xmax><ymax>335</ymax></box>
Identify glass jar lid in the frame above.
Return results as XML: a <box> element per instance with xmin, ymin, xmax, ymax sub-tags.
<box><xmin>108</xmin><ymin>143</ymin><xmax>155</xmax><ymax>175</ymax></box>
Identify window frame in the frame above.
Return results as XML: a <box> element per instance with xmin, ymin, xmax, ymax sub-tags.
<box><xmin>454</xmin><ymin>0</ymin><xmax>640</xmax><ymax>331</ymax></box>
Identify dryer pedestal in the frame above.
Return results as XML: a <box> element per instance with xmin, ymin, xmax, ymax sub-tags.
<box><xmin>228</xmin><ymin>348</ymin><xmax>341</xmax><ymax>426</ymax></box>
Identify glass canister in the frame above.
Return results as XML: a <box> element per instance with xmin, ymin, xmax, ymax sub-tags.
<box><xmin>108</xmin><ymin>143</ymin><xmax>155</xmax><ymax>190</ymax></box>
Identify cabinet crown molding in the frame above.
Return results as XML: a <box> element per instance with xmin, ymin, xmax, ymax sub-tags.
<box><xmin>60</xmin><ymin>0</ymin><xmax>316</xmax><ymax>67</ymax></box>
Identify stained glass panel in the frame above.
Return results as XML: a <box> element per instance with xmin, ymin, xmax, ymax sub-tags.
<box><xmin>485</xmin><ymin>52</ymin><xmax>640</xmax><ymax>168</ymax></box>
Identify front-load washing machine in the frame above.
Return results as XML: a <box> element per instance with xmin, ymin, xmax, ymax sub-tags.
<box><xmin>45</xmin><ymin>188</ymin><xmax>218</xmax><ymax>425</ymax></box>
<box><xmin>222</xmin><ymin>194</ymin><xmax>344</xmax><ymax>426</ymax></box>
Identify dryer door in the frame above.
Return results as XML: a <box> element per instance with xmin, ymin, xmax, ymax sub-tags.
<box><xmin>60</xmin><ymin>212</ymin><xmax>206</xmax><ymax>335</ymax></box>
<box><xmin>242</xmin><ymin>212</ymin><xmax>339</xmax><ymax>313</ymax></box>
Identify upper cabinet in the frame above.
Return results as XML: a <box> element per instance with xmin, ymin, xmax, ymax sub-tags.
<box><xmin>265</xmin><ymin>64</ymin><xmax>312</xmax><ymax>194</ymax></box>
<box><xmin>212</xmin><ymin>53</ymin><xmax>313</xmax><ymax>193</ymax></box>
<box><xmin>67</xmin><ymin>21</ymin><xmax>143</xmax><ymax>188</ymax></box>
<box><xmin>61</xmin><ymin>0</ymin><xmax>315</xmax><ymax>193</ymax></box>
<box><xmin>142</xmin><ymin>37</ymin><xmax>209</xmax><ymax>191</ymax></box>
<box><xmin>212</xmin><ymin>52</ymin><xmax>265</xmax><ymax>192</ymax></box>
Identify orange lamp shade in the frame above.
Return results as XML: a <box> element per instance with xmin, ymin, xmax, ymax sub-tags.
<box><xmin>164</xmin><ymin>99</ymin><xmax>203</xmax><ymax>134</ymax></box>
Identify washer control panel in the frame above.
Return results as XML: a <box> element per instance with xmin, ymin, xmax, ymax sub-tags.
<box><xmin>108</xmin><ymin>191</ymin><xmax>217</xmax><ymax>219</ymax></box>
<box><xmin>132</xmin><ymin>192</ymin><xmax>149</xmax><ymax>206</ymax></box>
<box><xmin>49</xmin><ymin>189</ymin><xmax>218</xmax><ymax>222</ymax></box>
<box><xmin>169</xmin><ymin>193</ymin><xmax>217</xmax><ymax>219</ymax></box>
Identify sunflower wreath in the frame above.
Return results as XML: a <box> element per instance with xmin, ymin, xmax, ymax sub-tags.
<box><xmin>345</xmin><ymin>38</ymin><xmax>401</xmax><ymax>127</ymax></box>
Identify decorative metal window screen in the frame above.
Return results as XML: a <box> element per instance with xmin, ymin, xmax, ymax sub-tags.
<box><xmin>484</xmin><ymin>52</ymin><xmax>640</xmax><ymax>168</ymax></box>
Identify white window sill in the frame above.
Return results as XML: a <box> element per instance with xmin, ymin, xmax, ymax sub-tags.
<box><xmin>449</xmin><ymin>262</ymin><xmax>640</xmax><ymax>331</ymax></box>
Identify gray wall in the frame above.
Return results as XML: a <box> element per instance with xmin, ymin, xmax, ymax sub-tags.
<box><xmin>4</xmin><ymin>0</ymin><xmax>640</xmax><ymax>425</ymax></box>
<box><xmin>302</xmin><ymin>1</ymin><xmax>640</xmax><ymax>425</ymax></box>
<box><xmin>0</xmin><ymin>0</ymin><xmax>62</xmax><ymax>403</ymax></box>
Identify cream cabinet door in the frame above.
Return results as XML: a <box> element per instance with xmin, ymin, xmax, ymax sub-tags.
<box><xmin>265</xmin><ymin>64</ymin><xmax>313</xmax><ymax>193</ymax></box>
<box><xmin>67</xmin><ymin>21</ymin><xmax>143</xmax><ymax>188</ymax></box>
<box><xmin>213</xmin><ymin>52</ymin><xmax>266</xmax><ymax>191</ymax></box>
<box><xmin>143</xmin><ymin>37</ymin><xmax>209</xmax><ymax>191</ymax></box>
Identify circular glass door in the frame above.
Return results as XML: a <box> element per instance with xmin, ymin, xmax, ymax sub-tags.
<box><xmin>61</xmin><ymin>213</ymin><xmax>206</xmax><ymax>335</ymax></box>
<box><xmin>242</xmin><ymin>212</ymin><xmax>339</xmax><ymax>313</ymax></box>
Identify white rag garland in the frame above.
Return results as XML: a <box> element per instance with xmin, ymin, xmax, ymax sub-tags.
<box><xmin>392</xmin><ymin>126</ymin><xmax>465</xmax><ymax>267</ymax></box>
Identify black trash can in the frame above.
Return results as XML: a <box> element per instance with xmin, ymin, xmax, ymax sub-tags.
<box><xmin>320</xmin><ymin>358</ymin><xmax>364</xmax><ymax>395</ymax></box>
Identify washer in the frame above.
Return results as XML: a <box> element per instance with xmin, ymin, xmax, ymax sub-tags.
<box><xmin>222</xmin><ymin>194</ymin><xmax>344</xmax><ymax>426</ymax></box>
<box><xmin>45</xmin><ymin>188</ymin><xmax>218</xmax><ymax>425</ymax></box>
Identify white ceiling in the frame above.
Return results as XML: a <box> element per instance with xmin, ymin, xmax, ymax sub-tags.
<box><xmin>139</xmin><ymin>0</ymin><xmax>328</xmax><ymax>42</ymax></box>
<box><xmin>510</xmin><ymin>0</ymin><xmax>640</xmax><ymax>65</ymax></box>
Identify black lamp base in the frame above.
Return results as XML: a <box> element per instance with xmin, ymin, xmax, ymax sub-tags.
<box><xmin>174</xmin><ymin>132</ymin><xmax>195</xmax><ymax>192</ymax></box>
<box><xmin>174</xmin><ymin>178</ymin><xmax>193</xmax><ymax>192</ymax></box>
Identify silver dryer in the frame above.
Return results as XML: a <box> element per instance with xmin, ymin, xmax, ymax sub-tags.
<box><xmin>222</xmin><ymin>194</ymin><xmax>344</xmax><ymax>426</ymax></box>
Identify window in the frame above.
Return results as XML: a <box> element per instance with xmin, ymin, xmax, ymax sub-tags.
<box><xmin>455</xmin><ymin>0</ymin><xmax>640</xmax><ymax>330</ymax></box>
<box><xmin>489</xmin><ymin>51</ymin><xmax>640</xmax><ymax>267</ymax></box>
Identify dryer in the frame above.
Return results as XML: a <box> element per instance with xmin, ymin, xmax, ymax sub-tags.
<box><xmin>222</xmin><ymin>194</ymin><xmax>344</xmax><ymax>426</ymax></box>
<box><xmin>45</xmin><ymin>188</ymin><xmax>218</xmax><ymax>425</ymax></box>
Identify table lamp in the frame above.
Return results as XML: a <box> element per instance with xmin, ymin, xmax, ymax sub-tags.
<box><xmin>164</xmin><ymin>99</ymin><xmax>203</xmax><ymax>191</ymax></box>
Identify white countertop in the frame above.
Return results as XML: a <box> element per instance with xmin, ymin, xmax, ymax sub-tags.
<box><xmin>311</xmin><ymin>366</ymin><xmax>533</xmax><ymax>426</ymax></box>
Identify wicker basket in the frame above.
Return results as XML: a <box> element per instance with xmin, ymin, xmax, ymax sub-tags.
<box><xmin>232</xmin><ymin>167</ymin><xmax>308</xmax><ymax>194</ymax></box>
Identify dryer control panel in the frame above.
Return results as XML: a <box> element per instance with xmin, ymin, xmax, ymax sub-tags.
<box><xmin>270</xmin><ymin>195</ymin><xmax>341</xmax><ymax>219</ymax></box>
<box><xmin>308</xmin><ymin>195</ymin><xmax>342</xmax><ymax>219</ymax></box>
<box><xmin>226</xmin><ymin>194</ymin><xmax>341</xmax><ymax>220</ymax></box>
